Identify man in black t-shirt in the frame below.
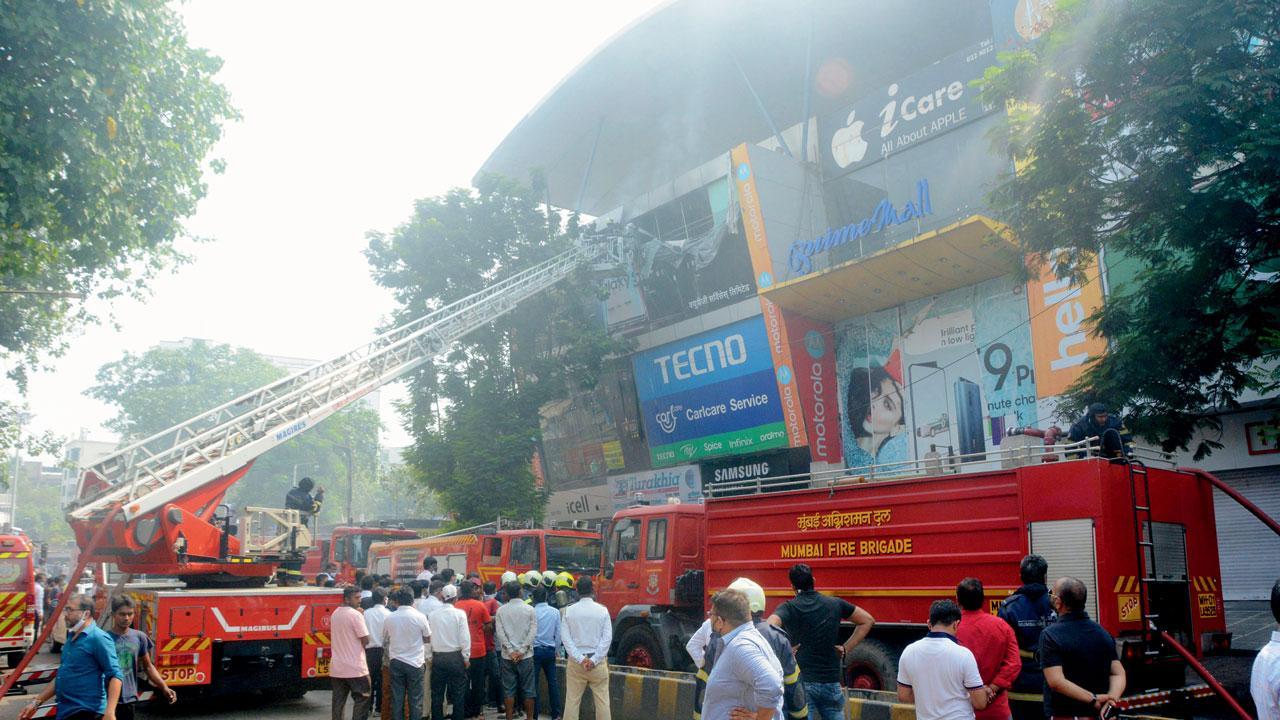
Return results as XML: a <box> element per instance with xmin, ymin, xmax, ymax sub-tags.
<box><xmin>768</xmin><ymin>563</ymin><xmax>876</xmax><ymax>720</ymax></box>
<box><xmin>1038</xmin><ymin>577</ymin><xmax>1126</xmax><ymax>719</ymax></box>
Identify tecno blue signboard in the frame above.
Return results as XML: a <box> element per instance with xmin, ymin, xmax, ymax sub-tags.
<box><xmin>633</xmin><ymin>317</ymin><xmax>788</xmax><ymax>466</ymax></box>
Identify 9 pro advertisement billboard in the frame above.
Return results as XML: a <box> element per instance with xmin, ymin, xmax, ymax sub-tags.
<box><xmin>633</xmin><ymin>317</ymin><xmax>789</xmax><ymax>467</ymax></box>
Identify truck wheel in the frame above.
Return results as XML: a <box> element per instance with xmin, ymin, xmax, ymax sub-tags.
<box><xmin>845</xmin><ymin>639</ymin><xmax>897</xmax><ymax>691</ymax></box>
<box><xmin>5</xmin><ymin>652</ymin><xmax>22</xmax><ymax>669</ymax></box>
<box><xmin>617</xmin><ymin>626</ymin><xmax>663</xmax><ymax>670</ymax></box>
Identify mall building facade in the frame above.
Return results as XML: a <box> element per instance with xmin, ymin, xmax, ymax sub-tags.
<box><xmin>480</xmin><ymin>0</ymin><xmax>1279</xmax><ymax>607</ymax></box>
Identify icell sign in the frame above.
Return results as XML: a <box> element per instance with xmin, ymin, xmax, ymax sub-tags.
<box><xmin>820</xmin><ymin>38</ymin><xmax>998</xmax><ymax>179</ymax></box>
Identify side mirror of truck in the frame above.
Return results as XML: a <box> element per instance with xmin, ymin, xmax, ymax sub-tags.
<box><xmin>604</xmin><ymin>562</ymin><xmax>614</xmax><ymax>580</ymax></box>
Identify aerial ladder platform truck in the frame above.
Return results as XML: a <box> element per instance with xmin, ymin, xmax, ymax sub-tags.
<box><xmin>3</xmin><ymin>232</ymin><xmax>628</xmax><ymax>704</ymax></box>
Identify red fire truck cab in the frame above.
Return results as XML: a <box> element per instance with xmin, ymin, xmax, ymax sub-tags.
<box><xmin>597</xmin><ymin>456</ymin><xmax>1228</xmax><ymax>697</ymax></box>
<box><xmin>302</xmin><ymin>525</ymin><xmax>418</xmax><ymax>584</ymax></box>
<box><xmin>369</xmin><ymin>525</ymin><xmax>602</xmax><ymax>585</ymax></box>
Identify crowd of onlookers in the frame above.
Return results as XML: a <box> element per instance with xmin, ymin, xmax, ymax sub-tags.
<box><xmin>329</xmin><ymin>557</ymin><xmax>613</xmax><ymax>720</ymax></box>
<box><xmin>17</xmin><ymin>556</ymin><xmax>1280</xmax><ymax>720</ymax></box>
<box><xmin>689</xmin><ymin>557</ymin><xmax>1127</xmax><ymax>720</ymax></box>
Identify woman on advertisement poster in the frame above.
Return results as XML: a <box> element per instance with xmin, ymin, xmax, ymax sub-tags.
<box><xmin>845</xmin><ymin>349</ymin><xmax>909</xmax><ymax>469</ymax></box>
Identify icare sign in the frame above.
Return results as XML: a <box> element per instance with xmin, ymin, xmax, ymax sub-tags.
<box><xmin>819</xmin><ymin>38</ymin><xmax>999</xmax><ymax>180</ymax></box>
<box><xmin>633</xmin><ymin>317</ymin><xmax>789</xmax><ymax>466</ymax></box>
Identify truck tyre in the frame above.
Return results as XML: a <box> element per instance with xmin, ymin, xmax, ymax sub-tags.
<box><xmin>616</xmin><ymin>626</ymin><xmax>664</xmax><ymax>670</ymax></box>
<box><xmin>845</xmin><ymin>639</ymin><xmax>897</xmax><ymax>691</ymax></box>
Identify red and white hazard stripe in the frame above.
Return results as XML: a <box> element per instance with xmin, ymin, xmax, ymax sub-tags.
<box><xmin>30</xmin><ymin>690</ymin><xmax>155</xmax><ymax>718</ymax></box>
<box><xmin>10</xmin><ymin>666</ymin><xmax>57</xmax><ymax>685</ymax></box>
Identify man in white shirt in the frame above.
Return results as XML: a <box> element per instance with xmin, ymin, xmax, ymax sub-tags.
<box><xmin>897</xmin><ymin>600</ymin><xmax>989</xmax><ymax>720</ymax></box>
<box><xmin>417</xmin><ymin>557</ymin><xmax>437</xmax><ymax>584</ymax></box>
<box><xmin>427</xmin><ymin>584</ymin><xmax>470</xmax><ymax>720</ymax></box>
<box><xmin>414</xmin><ymin>579</ymin><xmax>445</xmax><ymax>715</ymax></box>
<box><xmin>364</xmin><ymin>589</ymin><xmax>392</xmax><ymax>716</ymax></box>
<box><xmin>495</xmin><ymin>580</ymin><xmax>537</xmax><ymax>720</ymax></box>
<box><xmin>417</xmin><ymin>580</ymin><xmax>445</xmax><ymax>616</ymax></box>
<box><xmin>1252</xmin><ymin>579</ymin><xmax>1280</xmax><ymax>720</ymax></box>
<box><xmin>560</xmin><ymin>577</ymin><xmax>612</xmax><ymax>720</ymax></box>
<box><xmin>382</xmin><ymin>587</ymin><xmax>432</xmax><ymax>720</ymax></box>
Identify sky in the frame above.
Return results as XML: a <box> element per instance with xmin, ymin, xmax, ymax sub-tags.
<box><xmin>10</xmin><ymin>0</ymin><xmax>665</xmax><ymax>456</ymax></box>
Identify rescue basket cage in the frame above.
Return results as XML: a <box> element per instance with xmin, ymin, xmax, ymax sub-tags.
<box><xmin>703</xmin><ymin>436</ymin><xmax>1173</xmax><ymax>498</ymax></box>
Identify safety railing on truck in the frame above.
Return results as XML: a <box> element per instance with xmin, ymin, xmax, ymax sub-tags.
<box><xmin>703</xmin><ymin>437</ymin><xmax>1178</xmax><ymax>498</ymax></box>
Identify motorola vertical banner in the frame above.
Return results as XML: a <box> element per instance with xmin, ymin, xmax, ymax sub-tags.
<box><xmin>731</xmin><ymin>144</ymin><xmax>809</xmax><ymax>451</ymax></box>
<box><xmin>781</xmin><ymin>309</ymin><xmax>844</xmax><ymax>465</ymax></box>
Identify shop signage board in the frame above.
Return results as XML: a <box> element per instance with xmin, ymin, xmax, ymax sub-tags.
<box><xmin>633</xmin><ymin>317</ymin><xmax>789</xmax><ymax>466</ymax></box>
<box><xmin>818</xmin><ymin>38</ymin><xmax>999</xmax><ymax>180</ymax></box>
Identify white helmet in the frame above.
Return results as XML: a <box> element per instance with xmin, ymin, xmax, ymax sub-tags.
<box><xmin>728</xmin><ymin>577</ymin><xmax>766</xmax><ymax>614</ymax></box>
<box><xmin>500</xmin><ymin>571</ymin><xmax>518</xmax><ymax>586</ymax></box>
<box><xmin>542</xmin><ymin>570</ymin><xmax>557</xmax><ymax>586</ymax></box>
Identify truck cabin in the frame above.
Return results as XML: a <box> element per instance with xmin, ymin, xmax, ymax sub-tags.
<box><xmin>481</xmin><ymin>530</ymin><xmax>602</xmax><ymax>578</ymax></box>
<box><xmin>305</xmin><ymin>525</ymin><xmax>416</xmax><ymax>583</ymax></box>
<box><xmin>598</xmin><ymin>503</ymin><xmax>705</xmax><ymax>609</ymax></box>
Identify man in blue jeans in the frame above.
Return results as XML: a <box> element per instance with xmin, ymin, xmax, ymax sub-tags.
<box><xmin>768</xmin><ymin>564</ymin><xmax>876</xmax><ymax>720</ymax></box>
<box><xmin>532</xmin><ymin>587</ymin><xmax>562</xmax><ymax>720</ymax></box>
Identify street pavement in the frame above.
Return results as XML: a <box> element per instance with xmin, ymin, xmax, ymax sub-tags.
<box><xmin>0</xmin><ymin>649</ymin><xmax>555</xmax><ymax>720</ymax></box>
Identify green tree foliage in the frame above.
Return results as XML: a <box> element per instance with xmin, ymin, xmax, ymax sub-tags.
<box><xmin>366</xmin><ymin>175</ymin><xmax>628</xmax><ymax>526</ymax></box>
<box><xmin>981</xmin><ymin>0</ymin><xmax>1280</xmax><ymax>457</ymax></box>
<box><xmin>15</xmin><ymin>479</ymin><xmax>72</xmax><ymax>545</ymax></box>
<box><xmin>0</xmin><ymin>0</ymin><xmax>237</xmax><ymax>387</ymax></box>
<box><xmin>85</xmin><ymin>340</ymin><xmax>381</xmax><ymax>526</ymax></box>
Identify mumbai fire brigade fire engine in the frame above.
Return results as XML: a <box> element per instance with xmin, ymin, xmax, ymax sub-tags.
<box><xmin>593</xmin><ymin>441</ymin><xmax>1272</xmax><ymax>714</ymax></box>
<box><xmin>366</xmin><ymin>519</ymin><xmax>601</xmax><ymax>584</ymax></box>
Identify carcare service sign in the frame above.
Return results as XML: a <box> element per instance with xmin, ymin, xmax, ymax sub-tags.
<box><xmin>633</xmin><ymin>317</ymin><xmax>788</xmax><ymax>466</ymax></box>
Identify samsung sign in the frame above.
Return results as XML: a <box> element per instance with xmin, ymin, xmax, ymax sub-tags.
<box><xmin>788</xmin><ymin>179</ymin><xmax>932</xmax><ymax>276</ymax></box>
<box><xmin>633</xmin><ymin>317</ymin><xmax>788</xmax><ymax>466</ymax></box>
<box><xmin>819</xmin><ymin>38</ymin><xmax>998</xmax><ymax>179</ymax></box>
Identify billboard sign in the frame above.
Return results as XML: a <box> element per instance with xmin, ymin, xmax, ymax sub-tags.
<box><xmin>783</xmin><ymin>310</ymin><xmax>844</xmax><ymax>464</ymax></box>
<box><xmin>633</xmin><ymin>317</ymin><xmax>789</xmax><ymax>466</ymax></box>
<box><xmin>607</xmin><ymin>465</ymin><xmax>702</xmax><ymax>509</ymax></box>
<box><xmin>1025</xmin><ymin>252</ymin><xmax>1107</xmax><ymax>398</ymax></box>
<box><xmin>836</xmin><ymin>275</ymin><xmax>1039</xmax><ymax>473</ymax></box>
<box><xmin>819</xmin><ymin>38</ymin><xmax>999</xmax><ymax>180</ymax></box>
<box><xmin>545</xmin><ymin>486</ymin><xmax>613</xmax><ymax>523</ymax></box>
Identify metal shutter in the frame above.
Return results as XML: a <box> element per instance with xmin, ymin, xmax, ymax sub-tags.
<box><xmin>1029</xmin><ymin>518</ymin><xmax>1099</xmax><ymax>619</ymax></box>
<box><xmin>1211</xmin><ymin>465</ymin><xmax>1280</xmax><ymax>600</ymax></box>
<box><xmin>1150</xmin><ymin>522</ymin><xmax>1187</xmax><ymax>581</ymax></box>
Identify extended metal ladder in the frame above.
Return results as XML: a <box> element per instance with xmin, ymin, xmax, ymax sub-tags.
<box><xmin>70</xmin><ymin>236</ymin><xmax>624</xmax><ymax>525</ymax></box>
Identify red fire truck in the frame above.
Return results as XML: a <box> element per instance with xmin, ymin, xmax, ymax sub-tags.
<box><xmin>595</xmin><ymin>450</ymin><xmax>1235</xmax><ymax>701</ymax></box>
<box><xmin>0</xmin><ymin>532</ymin><xmax>36</xmax><ymax>668</ymax></box>
<box><xmin>368</xmin><ymin>520</ymin><xmax>602</xmax><ymax>585</ymax></box>
<box><xmin>122</xmin><ymin>583</ymin><xmax>338</xmax><ymax>698</ymax></box>
<box><xmin>302</xmin><ymin>524</ymin><xmax>418</xmax><ymax>584</ymax></box>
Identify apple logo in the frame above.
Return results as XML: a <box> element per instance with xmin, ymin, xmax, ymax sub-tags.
<box><xmin>831</xmin><ymin>109</ymin><xmax>869</xmax><ymax>168</ymax></box>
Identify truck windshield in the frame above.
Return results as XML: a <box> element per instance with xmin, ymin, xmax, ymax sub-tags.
<box><xmin>545</xmin><ymin>535</ymin><xmax>602</xmax><ymax>574</ymax></box>
<box><xmin>0</xmin><ymin>558</ymin><xmax>28</xmax><ymax>590</ymax></box>
<box><xmin>348</xmin><ymin>534</ymin><xmax>383</xmax><ymax>569</ymax></box>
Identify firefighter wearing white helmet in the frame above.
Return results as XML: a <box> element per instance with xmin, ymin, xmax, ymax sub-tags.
<box><xmin>501</xmin><ymin>570</ymin><xmax>518</xmax><ymax>586</ymax></box>
<box><xmin>691</xmin><ymin>577</ymin><xmax>807</xmax><ymax>719</ymax></box>
<box><xmin>542</xmin><ymin>570</ymin><xmax>557</xmax><ymax>588</ymax></box>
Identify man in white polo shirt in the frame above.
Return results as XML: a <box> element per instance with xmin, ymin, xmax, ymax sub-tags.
<box><xmin>898</xmin><ymin>600</ymin><xmax>990</xmax><ymax>720</ymax></box>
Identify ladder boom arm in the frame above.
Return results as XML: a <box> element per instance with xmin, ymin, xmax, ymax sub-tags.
<box><xmin>71</xmin><ymin>243</ymin><xmax>604</xmax><ymax>523</ymax></box>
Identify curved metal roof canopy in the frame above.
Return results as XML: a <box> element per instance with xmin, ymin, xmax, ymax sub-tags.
<box><xmin>478</xmin><ymin>0</ymin><xmax>993</xmax><ymax>216</ymax></box>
